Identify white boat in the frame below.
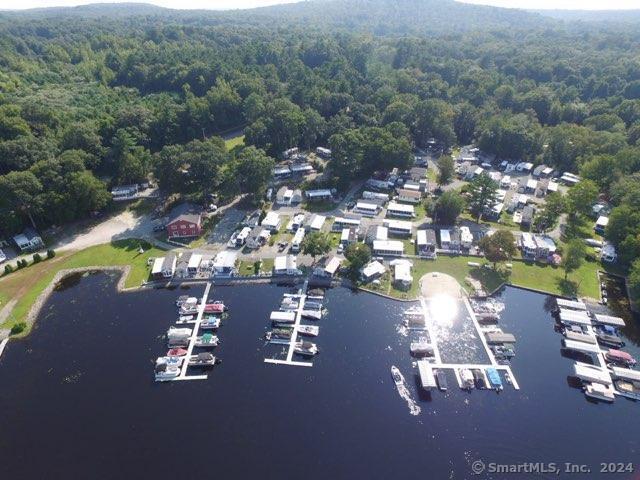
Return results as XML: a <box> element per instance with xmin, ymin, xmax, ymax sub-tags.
<box><xmin>391</xmin><ymin>365</ymin><xmax>404</xmax><ymax>387</ymax></box>
<box><xmin>584</xmin><ymin>382</ymin><xmax>615</xmax><ymax>402</ymax></box>
<box><xmin>297</xmin><ymin>325</ymin><xmax>319</xmax><ymax>336</ymax></box>
<box><xmin>573</xmin><ymin>362</ymin><xmax>612</xmax><ymax>385</ymax></box>
<box><xmin>176</xmin><ymin>296</ymin><xmax>197</xmax><ymax>307</ymax></box>
<box><xmin>410</xmin><ymin>341</ymin><xmax>434</xmax><ymax>357</ymax></box>
<box><xmin>459</xmin><ymin>368</ymin><xmax>475</xmax><ymax>389</ymax></box>
<box><xmin>195</xmin><ymin>333</ymin><xmax>219</xmax><ymax>347</ymax></box>
<box><xmin>301</xmin><ymin>309</ymin><xmax>322</xmax><ymax>320</ymax></box>
<box><xmin>155</xmin><ymin>356</ymin><xmax>184</xmax><ymax>367</ymax></box>
<box><xmin>167</xmin><ymin>327</ymin><xmax>192</xmax><ymax>339</ymax></box>
<box><xmin>200</xmin><ymin>317</ymin><xmax>221</xmax><ymax>329</ymax></box>
<box><xmin>178</xmin><ymin>314</ymin><xmax>195</xmax><ymax>322</ymax></box>
<box><xmin>294</xmin><ymin>341</ymin><xmax>318</xmax><ymax>356</ymax></box>
<box><xmin>179</xmin><ymin>305</ymin><xmax>198</xmax><ymax>315</ymax></box>
<box><xmin>155</xmin><ymin>363</ymin><xmax>181</xmax><ymax>381</ymax></box>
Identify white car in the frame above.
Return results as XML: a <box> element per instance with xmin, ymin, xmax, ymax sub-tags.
<box><xmin>337</xmin><ymin>244</ymin><xmax>344</xmax><ymax>254</ymax></box>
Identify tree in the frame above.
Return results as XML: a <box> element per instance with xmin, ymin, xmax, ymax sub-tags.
<box><xmin>436</xmin><ymin>155</ymin><xmax>455</xmax><ymax>187</ymax></box>
<box><xmin>301</xmin><ymin>232</ymin><xmax>332</xmax><ymax>261</ymax></box>
<box><xmin>233</xmin><ymin>146</ymin><xmax>275</xmax><ymax>201</ymax></box>
<box><xmin>432</xmin><ymin>190</ymin><xmax>465</xmax><ymax>225</ymax></box>
<box><xmin>628</xmin><ymin>258</ymin><xmax>640</xmax><ymax>310</ymax></box>
<box><xmin>562</xmin><ymin>239</ymin><xmax>586</xmax><ymax>280</ymax></box>
<box><xmin>478</xmin><ymin>230</ymin><xmax>516</xmax><ymax>268</ymax></box>
<box><xmin>345</xmin><ymin>242</ymin><xmax>371</xmax><ymax>273</ymax></box>
<box><xmin>467</xmin><ymin>174</ymin><xmax>499</xmax><ymax>222</ymax></box>
<box><xmin>533</xmin><ymin>192</ymin><xmax>565</xmax><ymax>233</ymax></box>
<box><xmin>565</xmin><ymin>179</ymin><xmax>599</xmax><ymax>219</ymax></box>
<box><xmin>0</xmin><ymin>170</ymin><xmax>43</xmax><ymax>228</ymax></box>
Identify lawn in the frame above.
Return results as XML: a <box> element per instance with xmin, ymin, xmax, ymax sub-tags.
<box><xmin>302</xmin><ymin>200</ymin><xmax>336</xmax><ymax>212</ymax></box>
<box><xmin>0</xmin><ymin>239</ymin><xmax>165</xmax><ymax>335</ymax></box>
<box><xmin>362</xmin><ymin>254</ymin><xmax>601</xmax><ymax>301</ymax></box>
<box><xmin>224</xmin><ymin>135</ymin><xmax>245</xmax><ymax>149</ymax></box>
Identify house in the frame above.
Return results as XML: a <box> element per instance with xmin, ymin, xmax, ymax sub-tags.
<box><xmin>525</xmin><ymin>179</ymin><xmax>538</xmax><ymax>193</ymax></box>
<box><xmin>188</xmin><ymin>254</ymin><xmax>203</xmax><ymax>275</ymax></box>
<box><xmin>366</xmin><ymin>225</ymin><xmax>388</xmax><ymax>244</ymax></box>
<box><xmin>291</xmin><ymin>227</ymin><xmax>306</xmax><ymax>253</ymax></box>
<box><xmin>283</xmin><ymin>147</ymin><xmax>299</xmax><ymax>159</ymax></box>
<box><xmin>276</xmin><ymin>186</ymin><xmax>293</xmax><ymax>205</ymax></box>
<box><xmin>12</xmin><ymin>228</ymin><xmax>44</xmax><ymax>252</ymax></box>
<box><xmin>373</xmin><ymin>240</ymin><xmax>404</xmax><ymax>256</ymax></box>
<box><xmin>261</xmin><ymin>211</ymin><xmax>281</xmax><ymax>232</ymax></box>
<box><xmin>459</xmin><ymin>226</ymin><xmax>473</xmax><ymax>249</ymax></box>
<box><xmin>391</xmin><ymin>259</ymin><xmax>413</xmax><ymax>288</ymax></box>
<box><xmin>316</xmin><ymin>147</ymin><xmax>332</xmax><ymax>159</ymax></box>
<box><xmin>546</xmin><ymin>180</ymin><xmax>559</xmax><ymax>194</ymax></box>
<box><xmin>601</xmin><ymin>244</ymin><xmax>617</xmax><ymax>263</ymax></box>
<box><xmin>386</xmin><ymin>202</ymin><xmax>415</xmax><ymax>218</ymax></box>
<box><xmin>592</xmin><ymin>203</ymin><xmax>610</xmax><ymax>219</ymax></box>
<box><xmin>449</xmin><ymin>229</ymin><xmax>461</xmax><ymax>251</ymax></box>
<box><xmin>466</xmin><ymin>166</ymin><xmax>484</xmax><ymax>180</ymax></box>
<box><xmin>409</xmin><ymin>167</ymin><xmax>428</xmax><ymax>182</ymax></box>
<box><xmin>354</xmin><ymin>201</ymin><xmax>380</xmax><ymax>217</ymax></box>
<box><xmin>321</xmin><ymin>256</ymin><xmax>342</xmax><ymax>277</ymax></box>
<box><xmin>234</xmin><ymin>227</ymin><xmax>252</xmax><ymax>247</ymax></box>
<box><xmin>308</xmin><ymin>214</ymin><xmax>326</xmax><ymax>231</ymax></box>
<box><xmin>111</xmin><ymin>184</ymin><xmax>139</xmax><ymax>201</ymax></box>
<box><xmin>594</xmin><ymin>216</ymin><xmax>609</xmax><ymax>235</ymax></box>
<box><xmin>516</xmin><ymin>194</ymin><xmax>529</xmax><ymax>208</ymax></box>
<box><xmin>533</xmin><ymin>235</ymin><xmax>556</xmax><ymax>259</ymax></box>
<box><xmin>417</xmin><ymin>229</ymin><xmax>437</xmax><ymax>258</ymax></box>
<box><xmin>332</xmin><ymin>216</ymin><xmax>361</xmax><ymax>232</ymax></box>
<box><xmin>273</xmin><ymin>166</ymin><xmax>291</xmax><ymax>179</ymax></box>
<box><xmin>175</xmin><ymin>252</ymin><xmax>193</xmax><ymax>278</ymax></box>
<box><xmin>290</xmin><ymin>163</ymin><xmax>314</xmax><ymax>176</ymax></box>
<box><xmin>362</xmin><ymin>191</ymin><xmax>389</xmax><ymax>202</ymax></box>
<box><xmin>212</xmin><ymin>250</ymin><xmax>238</xmax><ymax>276</ymax></box>
<box><xmin>273</xmin><ymin>255</ymin><xmax>301</xmax><ymax>275</ymax></box>
<box><xmin>167</xmin><ymin>214</ymin><xmax>202</xmax><ymax>239</ymax></box>
<box><xmin>366</xmin><ymin>178</ymin><xmax>391</xmax><ymax>191</ymax></box>
<box><xmin>151</xmin><ymin>257</ymin><xmax>164</xmax><ymax>279</ymax></box>
<box><xmin>246</xmin><ymin>227</ymin><xmax>269</xmax><ymax>249</ymax></box>
<box><xmin>291</xmin><ymin>189</ymin><xmax>303</xmax><ymax>204</ymax></box>
<box><xmin>160</xmin><ymin>253</ymin><xmax>177</xmax><ymax>279</ymax></box>
<box><xmin>519</xmin><ymin>232</ymin><xmax>537</xmax><ymax>258</ymax></box>
<box><xmin>305</xmin><ymin>189</ymin><xmax>333</xmax><ymax>202</ymax></box>
<box><xmin>396</xmin><ymin>188</ymin><xmax>422</xmax><ymax>204</ymax></box>
<box><xmin>516</xmin><ymin>162</ymin><xmax>533</xmax><ymax>172</ymax></box>
<box><xmin>485</xmin><ymin>202</ymin><xmax>504</xmax><ymax>221</ymax></box>
<box><xmin>402</xmin><ymin>181</ymin><xmax>421</xmax><ymax>191</ymax></box>
<box><xmin>340</xmin><ymin>228</ymin><xmax>357</xmax><ymax>246</ymax></box>
<box><xmin>360</xmin><ymin>260</ymin><xmax>386</xmax><ymax>282</ymax></box>
<box><xmin>384</xmin><ymin>219</ymin><xmax>412</xmax><ymax>237</ymax></box>
<box><xmin>500</xmin><ymin>175</ymin><xmax>511</xmax><ymax>189</ymax></box>
<box><xmin>521</xmin><ymin>205</ymin><xmax>535</xmax><ymax>228</ymax></box>
<box><xmin>286</xmin><ymin>213</ymin><xmax>306</xmax><ymax>232</ymax></box>
<box><xmin>440</xmin><ymin>229</ymin><xmax>451</xmax><ymax>250</ymax></box>
<box><xmin>560</xmin><ymin>172</ymin><xmax>580</xmax><ymax>186</ymax></box>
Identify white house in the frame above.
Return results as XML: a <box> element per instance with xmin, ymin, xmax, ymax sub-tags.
<box><xmin>316</xmin><ymin>147</ymin><xmax>332</xmax><ymax>158</ymax></box>
<box><xmin>261</xmin><ymin>211</ymin><xmax>281</xmax><ymax>232</ymax></box>
<box><xmin>13</xmin><ymin>228</ymin><xmax>44</xmax><ymax>252</ymax></box>
<box><xmin>276</xmin><ymin>186</ymin><xmax>293</xmax><ymax>205</ymax></box>
<box><xmin>332</xmin><ymin>216</ymin><xmax>361</xmax><ymax>232</ymax></box>
<box><xmin>417</xmin><ymin>229</ymin><xmax>437</xmax><ymax>258</ymax></box>
<box><xmin>386</xmin><ymin>202</ymin><xmax>415</xmax><ymax>218</ymax></box>
<box><xmin>519</xmin><ymin>232</ymin><xmax>537</xmax><ymax>258</ymax></box>
<box><xmin>308</xmin><ymin>214</ymin><xmax>326</xmax><ymax>231</ymax></box>
<box><xmin>322</xmin><ymin>256</ymin><xmax>342</xmax><ymax>277</ymax></box>
<box><xmin>594</xmin><ymin>216</ymin><xmax>609</xmax><ymax>235</ymax></box>
<box><xmin>367</xmin><ymin>225</ymin><xmax>388</xmax><ymax>244</ymax></box>
<box><xmin>111</xmin><ymin>184</ymin><xmax>139</xmax><ymax>201</ymax></box>
<box><xmin>384</xmin><ymin>219</ymin><xmax>412</xmax><ymax>237</ymax></box>
<box><xmin>290</xmin><ymin>227</ymin><xmax>306</xmax><ymax>253</ymax></box>
<box><xmin>373</xmin><ymin>240</ymin><xmax>404</xmax><ymax>256</ymax></box>
<box><xmin>290</xmin><ymin>163</ymin><xmax>314</xmax><ymax>175</ymax></box>
<box><xmin>340</xmin><ymin>228</ymin><xmax>357</xmax><ymax>245</ymax></box>
<box><xmin>396</xmin><ymin>188</ymin><xmax>422</xmax><ymax>204</ymax></box>
<box><xmin>287</xmin><ymin>213</ymin><xmax>306</xmax><ymax>232</ymax></box>
<box><xmin>187</xmin><ymin>254</ymin><xmax>203</xmax><ymax>275</ymax></box>
<box><xmin>212</xmin><ymin>250</ymin><xmax>238</xmax><ymax>276</ymax></box>
<box><xmin>500</xmin><ymin>175</ymin><xmax>511</xmax><ymax>189</ymax></box>
<box><xmin>355</xmin><ymin>201</ymin><xmax>379</xmax><ymax>217</ymax></box>
<box><xmin>273</xmin><ymin>255</ymin><xmax>301</xmax><ymax>275</ymax></box>
<box><xmin>391</xmin><ymin>259</ymin><xmax>413</xmax><ymax>287</ymax></box>
<box><xmin>459</xmin><ymin>226</ymin><xmax>473</xmax><ymax>249</ymax></box>
<box><xmin>360</xmin><ymin>260</ymin><xmax>386</xmax><ymax>282</ymax></box>
<box><xmin>533</xmin><ymin>235</ymin><xmax>556</xmax><ymax>259</ymax></box>
<box><xmin>305</xmin><ymin>189</ymin><xmax>333</xmax><ymax>201</ymax></box>
<box><xmin>362</xmin><ymin>191</ymin><xmax>389</xmax><ymax>202</ymax></box>
<box><xmin>440</xmin><ymin>229</ymin><xmax>451</xmax><ymax>250</ymax></box>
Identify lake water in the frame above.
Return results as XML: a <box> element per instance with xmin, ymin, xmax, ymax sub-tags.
<box><xmin>0</xmin><ymin>271</ymin><xmax>639</xmax><ymax>479</ymax></box>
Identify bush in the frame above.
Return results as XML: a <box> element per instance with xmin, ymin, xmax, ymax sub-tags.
<box><xmin>4</xmin><ymin>264</ymin><xmax>13</xmax><ymax>275</ymax></box>
<box><xmin>47</xmin><ymin>249</ymin><xmax>56</xmax><ymax>259</ymax></box>
<box><xmin>33</xmin><ymin>253</ymin><xmax>42</xmax><ymax>263</ymax></box>
<box><xmin>10</xmin><ymin>322</ymin><xmax>26</xmax><ymax>335</ymax></box>
<box><xmin>17</xmin><ymin>259</ymin><xmax>27</xmax><ymax>269</ymax></box>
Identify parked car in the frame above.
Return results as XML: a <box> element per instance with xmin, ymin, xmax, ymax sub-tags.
<box><xmin>278</xmin><ymin>242</ymin><xmax>289</xmax><ymax>252</ymax></box>
<box><xmin>153</xmin><ymin>224</ymin><xmax>166</xmax><ymax>232</ymax></box>
<box><xmin>337</xmin><ymin>244</ymin><xmax>344</xmax><ymax>254</ymax></box>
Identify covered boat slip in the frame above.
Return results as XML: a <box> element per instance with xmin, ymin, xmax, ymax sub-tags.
<box><xmin>558</xmin><ymin>308</ymin><xmax>592</xmax><ymax>326</ymax></box>
<box><xmin>485</xmin><ymin>332</ymin><xmax>516</xmax><ymax>345</ymax></box>
<box><xmin>592</xmin><ymin>313</ymin><xmax>626</xmax><ymax>328</ymax></box>
<box><xmin>573</xmin><ymin>362</ymin><xmax>612</xmax><ymax>385</ymax></box>
<box><xmin>562</xmin><ymin>339</ymin><xmax>602</xmax><ymax>355</ymax></box>
<box><xmin>270</xmin><ymin>311</ymin><xmax>296</xmax><ymax>324</ymax></box>
<box><xmin>611</xmin><ymin>366</ymin><xmax>640</xmax><ymax>382</ymax></box>
<box><xmin>417</xmin><ymin>360</ymin><xmax>437</xmax><ymax>390</ymax></box>
<box><xmin>564</xmin><ymin>330</ymin><xmax>597</xmax><ymax>345</ymax></box>
<box><xmin>555</xmin><ymin>298</ymin><xmax>587</xmax><ymax>311</ymax></box>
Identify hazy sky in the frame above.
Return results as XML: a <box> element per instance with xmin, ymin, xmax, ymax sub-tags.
<box><xmin>2</xmin><ymin>0</ymin><xmax>638</xmax><ymax>10</ymax></box>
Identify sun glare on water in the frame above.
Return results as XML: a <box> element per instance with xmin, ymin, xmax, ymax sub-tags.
<box><xmin>428</xmin><ymin>294</ymin><xmax>458</xmax><ymax>328</ymax></box>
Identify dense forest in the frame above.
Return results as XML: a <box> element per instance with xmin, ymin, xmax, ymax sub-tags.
<box><xmin>1</xmin><ymin>0</ymin><xmax>640</xmax><ymax>270</ymax></box>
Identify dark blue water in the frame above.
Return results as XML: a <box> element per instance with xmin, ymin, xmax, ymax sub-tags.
<box><xmin>0</xmin><ymin>272</ymin><xmax>639</xmax><ymax>479</ymax></box>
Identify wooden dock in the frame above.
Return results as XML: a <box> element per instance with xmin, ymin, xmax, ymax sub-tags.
<box><xmin>172</xmin><ymin>282</ymin><xmax>212</xmax><ymax>382</ymax></box>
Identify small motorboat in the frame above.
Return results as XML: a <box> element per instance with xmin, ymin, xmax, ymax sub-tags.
<box><xmin>297</xmin><ymin>325</ymin><xmax>319</xmax><ymax>336</ymax></box>
<box><xmin>301</xmin><ymin>309</ymin><xmax>322</xmax><ymax>320</ymax></box>
<box><xmin>167</xmin><ymin>348</ymin><xmax>188</xmax><ymax>357</ymax></box>
<box><xmin>486</xmin><ymin>367</ymin><xmax>503</xmax><ymax>391</ymax></box>
<box><xmin>195</xmin><ymin>333</ymin><xmax>219</xmax><ymax>347</ymax></box>
<box><xmin>491</xmin><ymin>345</ymin><xmax>516</xmax><ymax>359</ymax></box>
<box><xmin>167</xmin><ymin>327</ymin><xmax>192</xmax><ymax>339</ymax></box>
<box><xmin>410</xmin><ymin>340</ymin><xmax>434</xmax><ymax>357</ymax></box>
<box><xmin>200</xmin><ymin>316</ymin><xmax>221</xmax><ymax>329</ymax></box>
<box><xmin>188</xmin><ymin>352</ymin><xmax>218</xmax><ymax>367</ymax></box>
<box><xmin>176</xmin><ymin>296</ymin><xmax>197</xmax><ymax>307</ymax></box>
<box><xmin>167</xmin><ymin>337</ymin><xmax>188</xmax><ymax>348</ymax></box>
<box><xmin>179</xmin><ymin>305</ymin><xmax>198</xmax><ymax>315</ymax></box>
<box><xmin>435</xmin><ymin>369</ymin><xmax>448</xmax><ymax>391</ymax></box>
<box><xmin>605</xmin><ymin>349</ymin><xmax>636</xmax><ymax>367</ymax></box>
<box><xmin>459</xmin><ymin>368</ymin><xmax>475</xmax><ymax>390</ymax></box>
<box><xmin>391</xmin><ymin>365</ymin><xmax>404</xmax><ymax>387</ymax></box>
<box><xmin>178</xmin><ymin>314</ymin><xmax>195</xmax><ymax>322</ymax></box>
<box><xmin>155</xmin><ymin>363</ymin><xmax>181</xmax><ymax>381</ymax></box>
<box><xmin>596</xmin><ymin>331</ymin><xmax>625</xmax><ymax>348</ymax></box>
<box><xmin>294</xmin><ymin>341</ymin><xmax>318</xmax><ymax>357</ymax></box>
<box><xmin>266</xmin><ymin>328</ymin><xmax>293</xmax><ymax>340</ymax></box>
<box><xmin>156</xmin><ymin>356</ymin><xmax>183</xmax><ymax>368</ymax></box>
<box><xmin>584</xmin><ymin>382</ymin><xmax>615</xmax><ymax>403</ymax></box>
<box><xmin>204</xmin><ymin>301</ymin><xmax>226</xmax><ymax>313</ymax></box>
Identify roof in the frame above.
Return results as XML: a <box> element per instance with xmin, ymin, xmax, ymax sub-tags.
<box><xmin>556</xmin><ymin>298</ymin><xmax>587</xmax><ymax>311</ymax></box>
<box><xmin>526</xmin><ymin>179</ymin><xmax>538</xmax><ymax>189</ymax></box>
<box><xmin>384</xmin><ymin>219</ymin><xmax>412</xmax><ymax>231</ymax></box>
<box><xmin>361</xmin><ymin>261</ymin><xmax>386</xmax><ymax>278</ymax></box>
<box><xmin>170</xmin><ymin>213</ymin><xmax>200</xmax><ymax>225</ymax></box>
<box><xmin>151</xmin><ymin>257</ymin><xmax>164</xmax><ymax>275</ymax></box>
<box><xmin>213</xmin><ymin>250</ymin><xmax>237</xmax><ymax>269</ymax></box>
<box><xmin>559</xmin><ymin>308</ymin><xmax>592</xmax><ymax>326</ymax></box>
<box><xmin>334</xmin><ymin>216</ymin><xmax>360</xmax><ymax>226</ymax></box>
<box><xmin>306</xmin><ymin>189</ymin><xmax>332</xmax><ymax>198</ymax></box>
<box><xmin>417</xmin><ymin>229</ymin><xmax>436</xmax><ymax>246</ymax></box>
<box><xmin>440</xmin><ymin>229</ymin><xmax>451</xmax><ymax>243</ymax></box>
<box><xmin>188</xmin><ymin>254</ymin><xmax>203</xmax><ymax>269</ymax></box>
<box><xmin>261</xmin><ymin>211</ymin><xmax>280</xmax><ymax>227</ymax></box>
<box><xmin>397</xmin><ymin>189</ymin><xmax>421</xmax><ymax>199</ymax></box>
<box><xmin>356</xmin><ymin>201</ymin><xmax>378</xmax><ymax>211</ymax></box>
<box><xmin>309</xmin><ymin>214</ymin><xmax>326</xmax><ymax>230</ymax></box>
<box><xmin>534</xmin><ymin>235</ymin><xmax>556</xmax><ymax>252</ymax></box>
<box><xmin>373</xmin><ymin>240</ymin><xmax>404</xmax><ymax>253</ymax></box>
<box><xmin>274</xmin><ymin>255</ymin><xmax>297</xmax><ymax>271</ymax></box>
<box><xmin>324</xmin><ymin>256</ymin><xmax>342</xmax><ymax>275</ymax></box>
<box><xmin>593</xmin><ymin>313</ymin><xmax>625</xmax><ymax>327</ymax></box>
<box><xmin>394</xmin><ymin>263</ymin><xmax>412</xmax><ymax>282</ymax></box>
<box><xmin>596</xmin><ymin>216</ymin><xmax>609</xmax><ymax>227</ymax></box>
<box><xmin>387</xmin><ymin>202</ymin><xmax>415</xmax><ymax>214</ymax></box>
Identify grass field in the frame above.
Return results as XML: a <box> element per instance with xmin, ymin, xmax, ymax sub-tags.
<box><xmin>0</xmin><ymin>240</ymin><xmax>164</xmax><ymax>335</ymax></box>
<box><xmin>224</xmin><ymin>135</ymin><xmax>245</xmax><ymax>149</ymax></box>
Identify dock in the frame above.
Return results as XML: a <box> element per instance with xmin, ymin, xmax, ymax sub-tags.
<box><xmin>0</xmin><ymin>338</ymin><xmax>8</xmax><ymax>360</ymax></box>
<box><xmin>418</xmin><ymin>298</ymin><xmax>442</xmax><ymax>364</ymax></box>
<box><xmin>171</xmin><ymin>282</ymin><xmax>212</xmax><ymax>381</ymax></box>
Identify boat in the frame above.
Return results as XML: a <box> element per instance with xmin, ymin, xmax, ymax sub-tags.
<box><xmin>188</xmin><ymin>352</ymin><xmax>217</xmax><ymax>367</ymax></box>
<box><xmin>297</xmin><ymin>325</ymin><xmax>319</xmax><ymax>336</ymax></box>
<box><xmin>435</xmin><ymin>369</ymin><xmax>448</xmax><ymax>391</ymax></box>
<box><xmin>486</xmin><ymin>368</ymin><xmax>503</xmax><ymax>391</ymax></box>
<box><xmin>156</xmin><ymin>356</ymin><xmax>183</xmax><ymax>368</ymax></box>
<box><xmin>166</xmin><ymin>348</ymin><xmax>188</xmax><ymax>357</ymax></box>
<box><xmin>176</xmin><ymin>296</ymin><xmax>197</xmax><ymax>307</ymax></box>
<box><xmin>485</xmin><ymin>332</ymin><xmax>516</xmax><ymax>345</ymax></box>
<box><xmin>178</xmin><ymin>314</ymin><xmax>195</xmax><ymax>322</ymax></box>
<box><xmin>270</xmin><ymin>311</ymin><xmax>296</xmax><ymax>325</ymax></box>
<box><xmin>584</xmin><ymin>382</ymin><xmax>615</xmax><ymax>402</ymax></box>
<box><xmin>410</xmin><ymin>341</ymin><xmax>434</xmax><ymax>357</ymax></box>
<box><xmin>294</xmin><ymin>341</ymin><xmax>319</xmax><ymax>357</ymax></box>
<box><xmin>155</xmin><ymin>363</ymin><xmax>181</xmax><ymax>381</ymax></box>
<box><xmin>280</xmin><ymin>298</ymin><xmax>299</xmax><ymax>311</ymax></box>
<box><xmin>472</xmin><ymin>369</ymin><xmax>487</xmax><ymax>389</ymax></box>
<box><xmin>167</xmin><ymin>327</ymin><xmax>192</xmax><ymax>339</ymax></box>
<box><xmin>459</xmin><ymin>369</ymin><xmax>475</xmax><ymax>389</ymax></box>
<box><xmin>391</xmin><ymin>365</ymin><xmax>404</xmax><ymax>387</ymax></box>
<box><xmin>200</xmin><ymin>316</ymin><xmax>221</xmax><ymax>329</ymax></box>
<box><xmin>596</xmin><ymin>331</ymin><xmax>625</xmax><ymax>348</ymax></box>
<box><xmin>605</xmin><ymin>349</ymin><xmax>636</xmax><ymax>367</ymax></box>
<box><xmin>476</xmin><ymin>312</ymin><xmax>500</xmax><ymax>324</ymax></box>
<box><xmin>301</xmin><ymin>310</ymin><xmax>322</xmax><ymax>320</ymax></box>
<box><xmin>179</xmin><ymin>305</ymin><xmax>198</xmax><ymax>315</ymax></box>
<box><xmin>303</xmin><ymin>300</ymin><xmax>323</xmax><ymax>310</ymax></box>
<box><xmin>491</xmin><ymin>345</ymin><xmax>515</xmax><ymax>359</ymax></box>
<box><xmin>614</xmin><ymin>379</ymin><xmax>640</xmax><ymax>400</ymax></box>
<box><xmin>167</xmin><ymin>337</ymin><xmax>188</xmax><ymax>348</ymax></box>
<box><xmin>195</xmin><ymin>333</ymin><xmax>219</xmax><ymax>347</ymax></box>
<box><xmin>203</xmin><ymin>302</ymin><xmax>225</xmax><ymax>314</ymax></box>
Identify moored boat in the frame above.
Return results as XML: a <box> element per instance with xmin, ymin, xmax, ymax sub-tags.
<box><xmin>166</xmin><ymin>348</ymin><xmax>188</xmax><ymax>357</ymax></box>
<box><xmin>201</xmin><ymin>316</ymin><xmax>221</xmax><ymax>329</ymax></box>
<box><xmin>156</xmin><ymin>355</ymin><xmax>184</xmax><ymax>367</ymax></box>
<box><xmin>605</xmin><ymin>349</ymin><xmax>636</xmax><ymax>367</ymax></box>
<box><xmin>584</xmin><ymin>382</ymin><xmax>615</xmax><ymax>402</ymax></box>
<box><xmin>155</xmin><ymin>363</ymin><xmax>181</xmax><ymax>381</ymax></box>
<box><xmin>459</xmin><ymin>368</ymin><xmax>475</xmax><ymax>390</ymax></box>
<box><xmin>294</xmin><ymin>341</ymin><xmax>318</xmax><ymax>356</ymax></box>
<box><xmin>410</xmin><ymin>341</ymin><xmax>434</xmax><ymax>357</ymax></box>
<box><xmin>167</xmin><ymin>327</ymin><xmax>192</xmax><ymax>339</ymax></box>
<box><xmin>614</xmin><ymin>379</ymin><xmax>640</xmax><ymax>400</ymax></box>
<box><xmin>391</xmin><ymin>365</ymin><xmax>404</xmax><ymax>386</ymax></box>
<box><xmin>203</xmin><ymin>302</ymin><xmax>226</xmax><ymax>314</ymax></box>
<box><xmin>435</xmin><ymin>369</ymin><xmax>448</xmax><ymax>391</ymax></box>
<box><xmin>486</xmin><ymin>367</ymin><xmax>503</xmax><ymax>391</ymax></box>
<box><xmin>178</xmin><ymin>314</ymin><xmax>195</xmax><ymax>322</ymax></box>
<box><xmin>188</xmin><ymin>352</ymin><xmax>218</xmax><ymax>367</ymax></box>
<box><xmin>297</xmin><ymin>325</ymin><xmax>319</xmax><ymax>336</ymax></box>
<box><xmin>301</xmin><ymin>309</ymin><xmax>322</xmax><ymax>320</ymax></box>
<box><xmin>195</xmin><ymin>333</ymin><xmax>219</xmax><ymax>347</ymax></box>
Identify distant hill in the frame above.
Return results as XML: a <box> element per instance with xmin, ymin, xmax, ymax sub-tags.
<box><xmin>1</xmin><ymin>0</ymin><xmax>555</xmax><ymax>35</ymax></box>
<box><xmin>533</xmin><ymin>9</ymin><xmax>640</xmax><ymax>24</ymax></box>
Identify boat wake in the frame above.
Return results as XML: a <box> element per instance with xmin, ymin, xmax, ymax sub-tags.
<box><xmin>392</xmin><ymin>366</ymin><xmax>421</xmax><ymax>416</ymax></box>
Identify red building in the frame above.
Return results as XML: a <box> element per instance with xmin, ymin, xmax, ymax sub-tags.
<box><xmin>167</xmin><ymin>214</ymin><xmax>202</xmax><ymax>239</ymax></box>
